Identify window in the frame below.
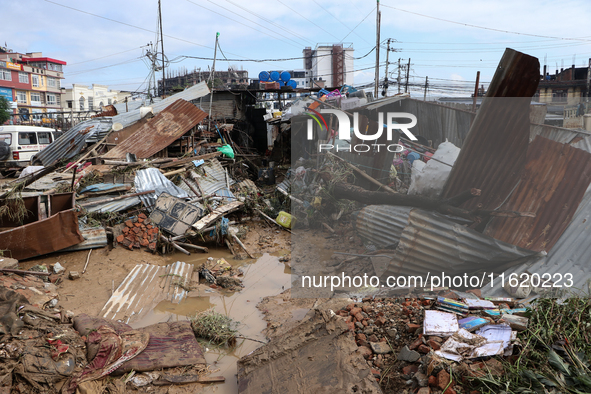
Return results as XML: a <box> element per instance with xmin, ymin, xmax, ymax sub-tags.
<box><xmin>99</xmin><ymin>101</ymin><xmax>104</xmax><ymax>108</ymax></box>
<box><xmin>30</xmin><ymin>92</ymin><xmax>41</xmax><ymax>104</ymax></box>
<box><xmin>67</xmin><ymin>100</ymin><xmax>73</xmax><ymax>109</ymax></box>
<box><xmin>18</xmin><ymin>132</ymin><xmax>37</xmax><ymax>145</ymax></box>
<box><xmin>47</xmin><ymin>94</ymin><xmax>56</xmax><ymax>105</ymax></box>
<box><xmin>16</xmin><ymin>91</ymin><xmax>27</xmax><ymax>103</ymax></box>
<box><xmin>79</xmin><ymin>97</ymin><xmax>85</xmax><ymax>111</ymax></box>
<box><xmin>0</xmin><ymin>69</ymin><xmax>11</xmax><ymax>81</ymax></box>
<box><xmin>19</xmin><ymin>72</ymin><xmax>28</xmax><ymax>84</ymax></box>
<box><xmin>37</xmin><ymin>132</ymin><xmax>52</xmax><ymax>144</ymax></box>
<box><xmin>47</xmin><ymin>77</ymin><xmax>57</xmax><ymax>88</ymax></box>
<box><xmin>0</xmin><ymin>133</ymin><xmax>11</xmax><ymax>145</ymax></box>
<box><xmin>88</xmin><ymin>97</ymin><xmax>94</xmax><ymax>111</ymax></box>
<box><xmin>32</xmin><ymin>75</ymin><xmax>39</xmax><ymax>87</ymax></box>
<box><xmin>108</xmin><ymin>98</ymin><xmax>112</xmax><ymax>105</ymax></box>
<box><xmin>48</xmin><ymin>63</ymin><xmax>62</xmax><ymax>72</ymax></box>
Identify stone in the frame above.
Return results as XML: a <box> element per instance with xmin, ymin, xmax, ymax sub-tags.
<box><xmin>402</xmin><ymin>365</ymin><xmax>419</xmax><ymax>376</ymax></box>
<box><xmin>370</xmin><ymin>342</ymin><xmax>392</xmax><ymax>354</ymax></box>
<box><xmin>398</xmin><ymin>346</ymin><xmax>420</xmax><ymax>362</ymax></box>
<box><xmin>68</xmin><ymin>271</ymin><xmax>81</xmax><ymax>280</ymax></box>
<box><xmin>350</xmin><ymin>307</ymin><xmax>362</xmax><ymax>316</ymax></box>
<box><xmin>356</xmin><ymin>333</ymin><xmax>367</xmax><ymax>342</ymax></box>
<box><xmin>418</xmin><ymin>344</ymin><xmax>430</xmax><ymax>354</ymax></box>
<box><xmin>429</xmin><ymin>336</ymin><xmax>443</xmax><ymax>344</ymax></box>
<box><xmin>355</xmin><ymin>322</ymin><xmax>364</xmax><ymax>329</ymax></box>
<box><xmin>356</xmin><ymin>345</ymin><xmax>373</xmax><ymax>359</ymax></box>
<box><xmin>386</xmin><ymin>328</ymin><xmax>398</xmax><ymax>338</ymax></box>
<box><xmin>438</xmin><ymin>369</ymin><xmax>451</xmax><ymax>391</ymax></box>
<box><xmin>406</xmin><ymin>322</ymin><xmax>421</xmax><ymax>333</ymax></box>
<box><xmin>443</xmin><ymin>388</ymin><xmax>456</xmax><ymax>394</ymax></box>
<box><xmin>428</xmin><ymin>340</ymin><xmax>441</xmax><ymax>351</ymax></box>
<box><xmin>428</xmin><ymin>376</ymin><xmax>438</xmax><ymax>387</ymax></box>
<box><xmin>409</xmin><ymin>338</ymin><xmax>423</xmax><ymax>350</ymax></box>
<box><xmin>375</xmin><ymin>316</ymin><xmax>387</xmax><ymax>326</ymax></box>
<box><xmin>417</xmin><ymin>388</ymin><xmax>431</xmax><ymax>394</ymax></box>
<box><xmin>414</xmin><ymin>372</ymin><xmax>428</xmax><ymax>387</ymax></box>
<box><xmin>364</xmin><ymin>327</ymin><xmax>374</xmax><ymax>336</ymax></box>
<box><xmin>368</xmin><ymin>334</ymin><xmax>378</xmax><ymax>342</ymax></box>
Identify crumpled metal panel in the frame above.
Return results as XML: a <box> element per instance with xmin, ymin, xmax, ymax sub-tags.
<box><xmin>134</xmin><ymin>168</ymin><xmax>189</xmax><ymax>209</ymax></box>
<box><xmin>0</xmin><ymin>210</ymin><xmax>83</xmax><ymax>260</ymax></box>
<box><xmin>149</xmin><ymin>192</ymin><xmax>204</xmax><ymax>236</ymax></box>
<box><xmin>530</xmin><ymin>123</ymin><xmax>587</xmax><ymax>144</ymax></box>
<box><xmin>83</xmin><ymin>196</ymin><xmax>141</xmax><ymax>213</ymax></box>
<box><xmin>104</xmin><ymin>99</ymin><xmax>208</xmax><ymax>159</ymax></box>
<box><xmin>100</xmin><ymin>261</ymin><xmax>194</xmax><ymax>324</ymax></box>
<box><xmin>381</xmin><ymin>209</ymin><xmax>541</xmax><ymax>279</ymax></box>
<box><xmin>354</xmin><ymin>205</ymin><xmax>412</xmax><ymax>248</ymax></box>
<box><xmin>484</xmin><ymin>136</ymin><xmax>591</xmax><ymax>252</ymax></box>
<box><xmin>483</xmin><ymin>182</ymin><xmax>591</xmax><ymax>297</ymax></box>
<box><xmin>442</xmin><ymin>49</ymin><xmax>540</xmax><ymax>210</ymax></box>
<box><xmin>33</xmin><ymin>118</ymin><xmax>113</xmax><ymax>166</ymax></box>
<box><xmin>61</xmin><ymin>226</ymin><xmax>108</xmax><ymax>252</ymax></box>
<box><xmin>192</xmin><ymin>159</ymin><xmax>236</xmax><ymax>196</ymax></box>
<box><xmin>111</xmin><ymin>82</ymin><xmax>209</xmax><ymax>129</ymax></box>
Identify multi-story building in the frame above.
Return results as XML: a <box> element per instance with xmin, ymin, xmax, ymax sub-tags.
<box><xmin>0</xmin><ymin>48</ymin><xmax>66</xmax><ymax>123</ymax></box>
<box><xmin>61</xmin><ymin>84</ymin><xmax>131</xmax><ymax>114</ymax></box>
<box><xmin>303</xmin><ymin>44</ymin><xmax>354</xmax><ymax>89</ymax></box>
<box><xmin>536</xmin><ymin>64</ymin><xmax>590</xmax><ymax>108</ymax></box>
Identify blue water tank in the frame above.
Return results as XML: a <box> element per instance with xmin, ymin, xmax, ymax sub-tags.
<box><xmin>288</xmin><ymin>80</ymin><xmax>297</xmax><ymax>89</ymax></box>
<box><xmin>258</xmin><ymin>71</ymin><xmax>270</xmax><ymax>82</ymax></box>
<box><xmin>280</xmin><ymin>70</ymin><xmax>291</xmax><ymax>82</ymax></box>
<box><xmin>269</xmin><ymin>71</ymin><xmax>280</xmax><ymax>81</ymax></box>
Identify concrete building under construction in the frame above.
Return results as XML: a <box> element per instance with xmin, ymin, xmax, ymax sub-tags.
<box><xmin>303</xmin><ymin>43</ymin><xmax>354</xmax><ymax>89</ymax></box>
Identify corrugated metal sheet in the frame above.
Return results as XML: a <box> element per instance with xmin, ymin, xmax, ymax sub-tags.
<box><xmin>442</xmin><ymin>49</ymin><xmax>540</xmax><ymax>210</ymax></box>
<box><xmin>83</xmin><ymin>196</ymin><xmax>141</xmax><ymax>213</ymax></box>
<box><xmin>112</xmin><ymin>82</ymin><xmax>209</xmax><ymax>129</ymax></box>
<box><xmin>484</xmin><ymin>136</ymin><xmax>591</xmax><ymax>252</ymax></box>
<box><xmin>134</xmin><ymin>168</ymin><xmax>189</xmax><ymax>209</ymax></box>
<box><xmin>192</xmin><ymin>159</ymin><xmax>236</xmax><ymax>196</ymax></box>
<box><xmin>104</xmin><ymin>99</ymin><xmax>208</xmax><ymax>159</ymax></box>
<box><xmin>100</xmin><ymin>261</ymin><xmax>194</xmax><ymax>324</ymax></box>
<box><xmin>354</xmin><ymin>205</ymin><xmax>412</xmax><ymax>248</ymax></box>
<box><xmin>483</xmin><ymin>182</ymin><xmax>591</xmax><ymax>297</ymax></box>
<box><xmin>381</xmin><ymin>209</ymin><xmax>542</xmax><ymax>279</ymax></box>
<box><xmin>61</xmin><ymin>226</ymin><xmax>108</xmax><ymax>252</ymax></box>
<box><xmin>530</xmin><ymin>123</ymin><xmax>590</xmax><ymax>144</ymax></box>
<box><xmin>571</xmin><ymin>135</ymin><xmax>591</xmax><ymax>152</ymax></box>
<box><xmin>33</xmin><ymin>118</ymin><xmax>113</xmax><ymax>166</ymax></box>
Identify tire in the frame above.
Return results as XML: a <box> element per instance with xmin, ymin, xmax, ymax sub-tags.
<box><xmin>0</xmin><ymin>141</ymin><xmax>9</xmax><ymax>161</ymax></box>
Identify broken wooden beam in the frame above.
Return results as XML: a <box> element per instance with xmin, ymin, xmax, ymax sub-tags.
<box><xmin>327</xmin><ymin>152</ymin><xmax>397</xmax><ymax>194</ymax></box>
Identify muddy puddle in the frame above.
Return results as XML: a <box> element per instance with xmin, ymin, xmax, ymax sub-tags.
<box><xmin>132</xmin><ymin>249</ymin><xmax>292</xmax><ymax>393</ymax></box>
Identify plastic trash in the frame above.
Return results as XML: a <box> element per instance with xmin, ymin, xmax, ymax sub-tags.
<box><xmin>217</xmin><ymin>144</ymin><xmax>235</xmax><ymax>159</ymax></box>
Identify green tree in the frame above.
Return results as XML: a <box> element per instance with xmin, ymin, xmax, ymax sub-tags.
<box><xmin>0</xmin><ymin>96</ymin><xmax>11</xmax><ymax>125</ymax></box>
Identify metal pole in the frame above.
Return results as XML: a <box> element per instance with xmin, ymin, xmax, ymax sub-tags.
<box><xmin>158</xmin><ymin>0</ymin><xmax>166</xmax><ymax>97</ymax></box>
<box><xmin>423</xmin><ymin>76</ymin><xmax>428</xmax><ymax>101</ymax></box>
<box><xmin>383</xmin><ymin>38</ymin><xmax>391</xmax><ymax>97</ymax></box>
<box><xmin>208</xmin><ymin>32</ymin><xmax>220</xmax><ymax>132</ymax></box>
<box><xmin>374</xmin><ymin>0</ymin><xmax>380</xmax><ymax>99</ymax></box>
<box><xmin>587</xmin><ymin>58</ymin><xmax>591</xmax><ymax>111</ymax></box>
<box><xmin>405</xmin><ymin>58</ymin><xmax>411</xmax><ymax>93</ymax></box>
<box><xmin>397</xmin><ymin>58</ymin><xmax>401</xmax><ymax>94</ymax></box>
<box><xmin>472</xmin><ymin>71</ymin><xmax>480</xmax><ymax>112</ymax></box>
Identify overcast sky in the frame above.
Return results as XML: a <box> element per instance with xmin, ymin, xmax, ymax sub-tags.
<box><xmin>4</xmin><ymin>0</ymin><xmax>591</xmax><ymax>98</ymax></box>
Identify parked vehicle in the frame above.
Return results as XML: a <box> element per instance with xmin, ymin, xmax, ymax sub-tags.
<box><xmin>0</xmin><ymin>125</ymin><xmax>56</xmax><ymax>175</ymax></box>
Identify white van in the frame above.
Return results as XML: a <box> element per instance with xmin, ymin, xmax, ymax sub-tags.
<box><xmin>0</xmin><ymin>125</ymin><xmax>56</xmax><ymax>174</ymax></box>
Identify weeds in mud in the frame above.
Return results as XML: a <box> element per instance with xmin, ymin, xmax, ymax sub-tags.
<box><xmin>191</xmin><ymin>309</ymin><xmax>239</xmax><ymax>347</ymax></box>
<box><xmin>468</xmin><ymin>297</ymin><xmax>591</xmax><ymax>394</ymax></box>
<box><xmin>0</xmin><ymin>181</ymin><xmax>28</xmax><ymax>224</ymax></box>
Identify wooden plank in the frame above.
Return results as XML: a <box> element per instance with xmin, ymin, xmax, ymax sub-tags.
<box><xmin>152</xmin><ymin>375</ymin><xmax>225</xmax><ymax>385</ymax></box>
<box><xmin>158</xmin><ymin>152</ymin><xmax>222</xmax><ymax>169</ymax></box>
<box><xmin>192</xmin><ymin>201</ymin><xmax>244</xmax><ymax>231</ymax></box>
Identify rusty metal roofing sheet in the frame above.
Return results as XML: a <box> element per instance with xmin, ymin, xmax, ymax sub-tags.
<box><xmin>484</xmin><ymin>136</ymin><xmax>591</xmax><ymax>252</ymax></box>
<box><xmin>354</xmin><ymin>205</ymin><xmax>412</xmax><ymax>248</ymax></box>
<box><xmin>483</xmin><ymin>182</ymin><xmax>591</xmax><ymax>297</ymax></box>
<box><xmin>33</xmin><ymin>118</ymin><xmax>113</xmax><ymax>166</ymax></box>
<box><xmin>530</xmin><ymin>123</ymin><xmax>591</xmax><ymax>144</ymax></box>
<box><xmin>111</xmin><ymin>82</ymin><xmax>209</xmax><ymax>129</ymax></box>
<box><xmin>381</xmin><ymin>209</ymin><xmax>541</xmax><ymax>280</ymax></box>
<box><xmin>104</xmin><ymin>99</ymin><xmax>207</xmax><ymax>159</ymax></box>
<box><xmin>442</xmin><ymin>49</ymin><xmax>540</xmax><ymax>210</ymax></box>
<box><xmin>100</xmin><ymin>261</ymin><xmax>194</xmax><ymax>324</ymax></box>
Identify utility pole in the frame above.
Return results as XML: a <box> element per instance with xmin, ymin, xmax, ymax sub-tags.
<box><xmin>383</xmin><ymin>38</ymin><xmax>391</xmax><ymax>97</ymax></box>
<box><xmin>158</xmin><ymin>0</ymin><xmax>166</xmax><ymax>97</ymax></box>
<box><xmin>423</xmin><ymin>76</ymin><xmax>428</xmax><ymax>101</ymax></box>
<box><xmin>587</xmin><ymin>58</ymin><xmax>591</xmax><ymax>111</ymax></box>
<box><xmin>208</xmin><ymin>32</ymin><xmax>220</xmax><ymax>131</ymax></box>
<box><xmin>405</xmin><ymin>58</ymin><xmax>411</xmax><ymax>93</ymax></box>
<box><xmin>374</xmin><ymin>0</ymin><xmax>381</xmax><ymax>99</ymax></box>
<box><xmin>397</xmin><ymin>58</ymin><xmax>401</xmax><ymax>94</ymax></box>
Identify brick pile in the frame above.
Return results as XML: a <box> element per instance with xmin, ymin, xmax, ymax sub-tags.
<box><xmin>115</xmin><ymin>213</ymin><xmax>158</xmax><ymax>251</ymax></box>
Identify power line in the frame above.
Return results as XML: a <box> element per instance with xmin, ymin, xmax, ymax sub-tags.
<box><xmin>311</xmin><ymin>0</ymin><xmax>373</xmax><ymax>46</ymax></box>
<box><xmin>276</xmin><ymin>0</ymin><xmax>340</xmax><ymax>41</ymax></box>
<box><xmin>381</xmin><ymin>3</ymin><xmax>591</xmax><ymax>42</ymax></box>
<box><xmin>340</xmin><ymin>7</ymin><xmax>376</xmax><ymax>43</ymax></box>
<box><xmin>68</xmin><ymin>46</ymin><xmax>148</xmax><ymax>66</ymax></box>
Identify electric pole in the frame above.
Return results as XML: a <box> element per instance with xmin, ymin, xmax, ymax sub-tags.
<box><xmin>158</xmin><ymin>0</ymin><xmax>166</xmax><ymax>97</ymax></box>
<box><xmin>208</xmin><ymin>32</ymin><xmax>220</xmax><ymax>131</ymax></box>
<box><xmin>374</xmin><ymin>0</ymin><xmax>381</xmax><ymax>99</ymax></box>
<box><xmin>397</xmin><ymin>58</ymin><xmax>401</xmax><ymax>94</ymax></box>
<box><xmin>405</xmin><ymin>58</ymin><xmax>411</xmax><ymax>93</ymax></box>
<box><xmin>383</xmin><ymin>38</ymin><xmax>391</xmax><ymax>97</ymax></box>
<box><xmin>423</xmin><ymin>76</ymin><xmax>428</xmax><ymax>101</ymax></box>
